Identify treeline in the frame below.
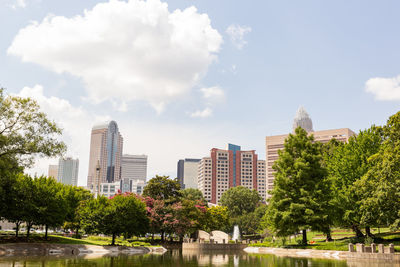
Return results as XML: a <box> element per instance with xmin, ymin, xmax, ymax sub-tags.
<box><xmin>263</xmin><ymin>111</ymin><xmax>400</xmax><ymax>244</ymax></box>
<box><xmin>1</xmin><ymin>174</ymin><xmax>92</xmax><ymax>240</ymax></box>
<box><xmin>0</xmin><ymin>174</ymin><xmax>251</xmax><ymax>245</ymax></box>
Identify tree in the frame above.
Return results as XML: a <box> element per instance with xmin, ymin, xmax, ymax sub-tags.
<box><xmin>203</xmin><ymin>206</ymin><xmax>230</xmax><ymax>233</ymax></box>
<box><xmin>180</xmin><ymin>188</ymin><xmax>206</xmax><ymax>203</ymax></box>
<box><xmin>0</xmin><ymin>88</ymin><xmax>65</xmax><ymax>222</ymax></box>
<box><xmin>355</xmin><ymin>114</ymin><xmax>400</xmax><ymax>230</ymax></box>
<box><xmin>34</xmin><ymin>176</ymin><xmax>67</xmax><ymax>240</ymax></box>
<box><xmin>0</xmin><ymin>88</ymin><xmax>66</xmax><ymax>167</ymax></box>
<box><xmin>325</xmin><ymin>126</ymin><xmax>383</xmax><ymax>237</ymax></box>
<box><xmin>80</xmin><ymin>194</ymin><xmax>149</xmax><ymax>245</ymax></box>
<box><xmin>143</xmin><ymin>175</ymin><xmax>181</xmax><ymax>203</ymax></box>
<box><xmin>265</xmin><ymin>127</ymin><xmax>330</xmax><ymax>244</ymax></box>
<box><xmin>232</xmin><ymin>204</ymin><xmax>268</xmax><ymax>235</ymax></box>
<box><xmin>219</xmin><ymin>186</ymin><xmax>261</xmax><ymax>217</ymax></box>
<box><xmin>63</xmin><ymin>185</ymin><xmax>93</xmax><ymax>237</ymax></box>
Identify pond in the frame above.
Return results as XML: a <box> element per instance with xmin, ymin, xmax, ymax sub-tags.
<box><xmin>0</xmin><ymin>249</ymin><xmax>373</xmax><ymax>267</ymax></box>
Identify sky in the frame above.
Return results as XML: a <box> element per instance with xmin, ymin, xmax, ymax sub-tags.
<box><xmin>1</xmin><ymin>0</ymin><xmax>400</xmax><ymax>186</ymax></box>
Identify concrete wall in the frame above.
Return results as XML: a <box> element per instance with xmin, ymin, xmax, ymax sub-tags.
<box><xmin>182</xmin><ymin>243</ymin><xmax>247</xmax><ymax>251</ymax></box>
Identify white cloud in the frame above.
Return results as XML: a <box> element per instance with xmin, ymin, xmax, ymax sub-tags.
<box><xmin>200</xmin><ymin>86</ymin><xmax>225</xmax><ymax>101</ymax></box>
<box><xmin>226</xmin><ymin>24</ymin><xmax>252</xmax><ymax>50</ymax></box>
<box><xmin>365</xmin><ymin>75</ymin><xmax>400</xmax><ymax>101</ymax></box>
<box><xmin>190</xmin><ymin>107</ymin><xmax>213</xmax><ymax>118</ymax></box>
<box><xmin>10</xmin><ymin>0</ymin><xmax>26</xmax><ymax>9</ymax></box>
<box><xmin>8</xmin><ymin>0</ymin><xmax>223</xmax><ymax>112</ymax></box>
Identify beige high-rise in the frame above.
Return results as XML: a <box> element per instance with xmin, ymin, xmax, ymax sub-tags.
<box><xmin>265</xmin><ymin>108</ymin><xmax>356</xmax><ymax>199</ymax></box>
<box><xmin>87</xmin><ymin>121</ymin><xmax>123</xmax><ymax>189</ymax></box>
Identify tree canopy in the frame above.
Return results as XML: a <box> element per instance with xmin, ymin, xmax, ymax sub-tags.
<box><xmin>143</xmin><ymin>175</ymin><xmax>181</xmax><ymax>203</ymax></box>
<box><xmin>265</xmin><ymin>127</ymin><xmax>330</xmax><ymax>244</ymax></box>
<box><xmin>0</xmin><ymin>88</ymin><xmax>66</xmax><ymax>167</ymax></box>
<box><xmin>219</xmin><ymin>186</ymin><xmax>261</xmax><ymax>217</ymax></box>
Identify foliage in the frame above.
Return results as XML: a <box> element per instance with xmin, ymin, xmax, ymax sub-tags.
<box><xmin>33</xmin><ymin>176</ymin><xmax>67</xmax><ymax>239</ymax></box>
<box><xmin>203</xmin><ymin>206</ymin><xmax>230</xmax><ymax>233</ymax></box>
<box><xmin>355</xmin><ymin>113</ymin><xmax>400</xmax><ymax>229</ymax></box>
<box><xmin>232</xmin><ymin>204</ymin><xmax>268</xmax><ymax>235</ymax></box>
<box><xmin>219</xmin><ymin>186</ymin><xmax>261</xmax><ymax>217</ymax></box>
<box><xmin>179</xmin><ymin>188</ymin><xmax>206</xmax><ymax>203</ymax></box>
<box><xmin>264</xmin><ymin>127</ymin><xmax>330</xmax><ymax>244</ymax></box>
<box><xmin>325</xmin><ymin>126</ymin><xmax>383</xmax><ymax>235</ymax></box>
<box><xmin>62</xmin><ymin>185</ymin><xmax>92</xmax><ymax>237</ymax></box>
<box><xmin>80</xmin><ymin>193</ymin><xmax>149</xmax><ymax>245</ymax></box>
<box><xmin>0</xmin><ymin>88</ymin><xmax>66</xmax><ymax>167</ymax></box>
<box><xmin>143</xmin><ymin>175</ymin><xmax>181</xmax><ymax>203</ymax></box>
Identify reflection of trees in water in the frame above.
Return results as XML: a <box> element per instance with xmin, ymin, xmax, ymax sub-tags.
<box><xmin>0</xmin><ymin>251</ymin><xmax>349</xmax><ymax>266</ymax></box>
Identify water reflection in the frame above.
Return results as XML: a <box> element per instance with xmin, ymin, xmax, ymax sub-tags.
<box><xmin>0</xmin><ymin>250</ymin><xmax>352</xmax><ymax>267</ymax></box>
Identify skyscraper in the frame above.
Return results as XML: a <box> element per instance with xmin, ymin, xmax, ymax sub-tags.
<box><xmin>293</xmin><ymin>106</ymin><xmax>314</xmax><ymax>132</ymax></box>
<box><xmin>198</xmin><ymin>144</ymin><xmax>266</xmax><ymax>204</ymax></box>
<box><xmin>120</xmin><ymin>154</ymin><xmax>147</xmax><ymax>193</ymax></box>
<box><xmin>121</xmin><ymin>154</ymin><xmax>147</xmax><ymax>182</ymax></box>
<box><xmin>177</xmin><ymin>158</ymin><xmax>201</xmax><ymax>189</ymax></box>
<box><xmin>58</xmin><ymin>157</ymin><xmax>79</xmax><ymax>186</ymax></box>
<box><xmin>48</xmin><ymin>165</ymin><xmax>58</xmax><ymax>179</ymax></box>
<box><xmin>266</xmin><ymin>107</ymin><xmax>355</xmax><ymax>198</ymax></box>
<box><xmin>87</xmin><ymin>121</ymin><xmax>123</xmax><ymax>189</ymax></box>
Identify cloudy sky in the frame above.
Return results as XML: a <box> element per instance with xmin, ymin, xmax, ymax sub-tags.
<box><xmin>1</xmin><ymin>0</ymin><xmax>400</xmax><ymax>185</ymax></box>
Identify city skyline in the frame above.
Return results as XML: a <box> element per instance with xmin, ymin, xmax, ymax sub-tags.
<box><xmin>2</xmin><ymin>0</ymin><xmax>400</xmax><ymax>185</ymax></box>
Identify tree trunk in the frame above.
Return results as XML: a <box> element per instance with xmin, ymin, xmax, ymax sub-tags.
<box><xmin>302</xmin><ymin>229</ymin><xmax>307</xmax><ymax>245</ymax></box>
<box><xmin>152</xmin><ymin>233</ymin><xmax>154</xmax><ymax>240</ymax></box>
<box><xmin>365</xmin><ymin>226</ymin><xmax>374</xmax><ymax>237</ymax></box>
<box><xmin>45</xmin><ymin>225</ymin><xmax>48</xmax><ymax>240</ymax></box>
<box><xmin>161</xmin><ymin>231</ymin><xmax>164</xmax><ymax>242</ymax></box>
<box><xmin>325</xmin><ymin>230</ymin><xmax>333</xmax><ymax>242</ymax></box>
<box><xmin>111</xmin><ymin>233</ymin><xmax>116</xmax><ymax>246</ymax></box>
<box><xmin>15</xmin><ymin>222</ymin><xmax>20</xmax><ymax>238</ymax></box>
<box><xmin>27</xmin><ymin>223</ymin><xmax>32</xmax><ymax>241</ymax></box>
<box><xmin>75</xmin><ymin>227</ymin><xmax>79</xmax><ymax>238</ymax></box>
<box><xmin>351</xmin><ymin>225</ymin><xmax>364</xmax><ymax>238</ymax></box>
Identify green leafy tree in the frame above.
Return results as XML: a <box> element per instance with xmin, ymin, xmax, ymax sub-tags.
<box><xmin>203</xmin><ymin>206</ymin><xmax>230</xmax><ymax>233</ymax></box>
<box><xmin>219</xmin><ymin>186</ymin><xmax>261</xmax><ymax>217</ymax></box>
<box><xmin>325</xmin><ymin>126</ymin><xmax>383</xmax><ymax>237</ymax></box>
<box><xmin>0</xmin><ymin>88</ymin><xmax>66</xmax><ymax>167</ymax></box>
<box><xmin>180</xmin><ymin>188</ymin><xmax>206</xmax><ymax>203</ymax></box>
<box><xmin>143</xmin><ymin>175</ymin><xmax>181</xmax><ymax>203</ymax></box>
<box><xmin>356</xmin><ymin>113</ymin><xmax>400</xmax><ymax>230</ymax></box>
<box><xmin>0</xmin><ymin>88</ymin><xmax>65</xmax><ymax>221</ymax></box>
<box><xmin>80</xmin><ymin>194</ymin><xmax>149</xmax><ymax>245</ymax></box>
<box><xmin>233</xmin><ymin>204</ymin><xmax>268</xmax><ymax>235</ymax></box>
<box><xmin>63</xmin><ymin>185</ymin><xmax>93</xmax><ymax>237</ymax></box>
<box><xmin>265</xmin><ymin>127</ymin><xmax>330</xmax><ymax>244</ymax></box>
<box><xmin>33</xmin><ymin>176</ymin><xmax>67</xmax><ymax>240</ymax></box>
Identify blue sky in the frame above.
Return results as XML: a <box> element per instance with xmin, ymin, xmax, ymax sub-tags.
<box><xmin>1</xmin><ymin>0</ymin><xmax>400</xmax><ymax>185</ymax></box>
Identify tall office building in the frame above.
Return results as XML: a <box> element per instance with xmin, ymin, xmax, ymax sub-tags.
<box><xmin>48</xmin><ymin>165</ymin><xmax>58</xmax><ymax>179</ymax></box>
<box><xmin>87</xmin><ymin>121</ymin><xmax>123</xmax><ymax>190</ymax></box>
<box><xmin>177</xmin><ymin>158</ymin><xmax>201</xmax><ymax>189</ymax></box>
<box><xmin>121</xmin><ymin>154</ymin><xmax>147</xmax><ymax>182</ymax></box>
<box><xmin>265</xmin><ymin>107</ymin><xmax>356</xmax><ymax>198</ymax></box>
<box><xmin>120</xmin><ymin>154</ymin><xmax>147</xmax><ymax>193</ymax></box>
<box><xmin>198</xmin><ymin>144</ymin><xmax>267</xmax><ymax>204</ymax></box>
<box><xmin>58</xmin><ymin>157</ymin><xmax>79</xmax><ymax>186</ymax></box>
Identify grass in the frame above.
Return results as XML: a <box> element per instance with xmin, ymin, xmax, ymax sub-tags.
<box><xmin>0</xmin><ymin>232</ymin><xmax>159</xmax><ymax>247</ymax></box>
<box><xmin>249</xmin><ymin>228</ymin><xmax>400</xmax><ymax>252</ymax></box>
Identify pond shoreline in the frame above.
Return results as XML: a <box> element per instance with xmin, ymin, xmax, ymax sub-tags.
<box><xmin>245</xmin><ymin>246</ymin><xmax>400</xmax><ymax>263</ymax></box>
<box><xmin>0</xmin><ymin>243</ymin><xmax>166</xmax><ymax>257</ymax></box>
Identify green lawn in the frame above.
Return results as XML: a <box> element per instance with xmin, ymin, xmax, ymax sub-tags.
<box><xmin>0</xmin><ymin>232</ymin><xmax>158</xmax><ymax>247</ymax></box>
<box><xmin>249</xmin><ymin>228</ymin><xmax>400</xmax><ymax>252</ymax></box>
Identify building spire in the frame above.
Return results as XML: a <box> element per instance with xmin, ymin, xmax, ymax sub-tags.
<box><xmin>293</xmin><ymin>106</ymin><xmax>314</xmax><ymax>133</ymax></box>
